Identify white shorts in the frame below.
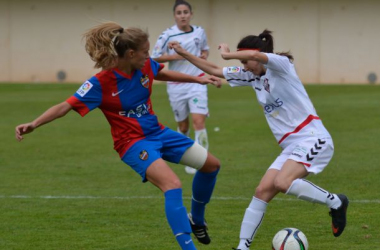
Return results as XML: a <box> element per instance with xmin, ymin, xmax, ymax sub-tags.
<box><xmin>168</xmin><ymin>91</ymin><xmax>209</xmax><ymax>122</ymax></box>
<box><xmin>269</xmin><ymin>137</ymin><xmax>334</xmax><ymax>174</ymax></box>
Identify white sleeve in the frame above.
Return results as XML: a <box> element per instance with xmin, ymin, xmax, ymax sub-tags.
<box><xmin>264</xmin><ymin>53</ymin><xmax>292</xmax><ymax>74</ymax></box>
<box><xmin>200</xmin><ymin>28</ymin><xmax>209</xmax><ymax>51</ymax></box>
<box><xmin>151</xmin><ymin>31</ymin><xmax>169</xmax><ymax>59</ymax></box>
<box><xmin>222</xmin><ymin>67</ymin><xmax>257</xmax><ymax>87</ymax></box>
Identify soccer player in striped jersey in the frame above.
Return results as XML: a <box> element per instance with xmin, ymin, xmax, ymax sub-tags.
<box><xmin>15</xmin><ymin>22</ymin><xmax>222</xmax><ymax>250</ymax></box>
<box><xmin>169</xmin><ymin>30</ymin><xmax>349</xmax><ymax>250</ymax></box>
<box><xmin>152</xmin><ymin>0</ymin><xmax>210</xmax><ymax>175</ymax></box>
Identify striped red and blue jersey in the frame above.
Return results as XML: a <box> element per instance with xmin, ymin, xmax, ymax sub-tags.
<box><xmin>66</xmin><ymin>58</ymin><xmax>165</xmax><ymax>157</ymax></box>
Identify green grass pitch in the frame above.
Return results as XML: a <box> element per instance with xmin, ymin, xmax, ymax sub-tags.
<box><xmin>1</xmin><ymin>83</ymin><xmax>380</xmax><ymax>249</ymax></box>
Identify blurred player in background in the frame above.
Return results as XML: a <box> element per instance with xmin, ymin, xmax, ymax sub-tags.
<box><xmin>152</xmin><ymin>0</ymin><xmax>210</xmax><ymax>175</ymax></box>
<box><xmin>169</xmin><ymin>30</ymin><xmax>349</xmax><ymax>250</ymax></box>
<box><xmin>15</xmin><ymin>22</ymin><xmax>222</xmax><ymax>250</ymax></box>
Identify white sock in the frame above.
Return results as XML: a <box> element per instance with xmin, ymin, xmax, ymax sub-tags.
<box><xmin>195</xmin><ymin>128</ymin><xmax>208</xmax><ymax>150</ymax></box>
<box><xmin>286</xmin><ymin>179</ymin><xmax>342</xmax><ymax>209</ymax></box>
<box><xmin>177</xmin><ymin>127</ymin><xmax>190</xmax><ymax>137</ymax></box>
<box><xmin>237</xmin><ymin>197</ymin><xmax>267</xmax><ymax>250</ymax></box>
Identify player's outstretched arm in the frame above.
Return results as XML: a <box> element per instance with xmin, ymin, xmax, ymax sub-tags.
<box><xmin>155</xmin><ymin>70</ymin><xmax>221</xmax><ymax>88</ymax></box>
<box><xmin>168</xmin><ymin>41</ymin><xmax>224</xmax><ymax>78</ymax></box>
<box><xmin>219</xmin><ymin>43</ymin><xmax>269</xmax><ymax>64</ymax></box>
<box><xmin>152</xmin><ymin>53</ymin><xmax>184</xmax><ymax>63</ymax></box>
<box><xmin>15</xmin><ymin>101</ymin><xmax>72</xmax><ymax>142</ymax></box>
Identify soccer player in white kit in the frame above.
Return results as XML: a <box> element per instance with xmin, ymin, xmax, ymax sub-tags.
<box><xmin>169</xmin><ymin>29</ymin><xmax>349</xmax><ymax>250</ymax></box>
<box><xmin>152</xmin><ymin>0</ymin><xmax>210</xmax><ymax>175</ymax></box>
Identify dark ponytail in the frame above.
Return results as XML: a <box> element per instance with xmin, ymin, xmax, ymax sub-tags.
<box><xmin>237</xmin><ymin>29</ymin><xmax>273</xmax><ymax>53</ymax></box>
<box><xmin>258</xmin><ymin>29</ymin><xmax>274</xmax><ymax>53</ymax></box>
<box><xmin>237</xmin><ymin>29</ymin><xmax>294</xmax><ymax>62</ymax></box>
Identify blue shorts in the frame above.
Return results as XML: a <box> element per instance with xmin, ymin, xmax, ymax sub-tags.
<box><xmin>121</xmin><ymin>128</ymin><xmax>194</xmax><ymax>182</ymax></box>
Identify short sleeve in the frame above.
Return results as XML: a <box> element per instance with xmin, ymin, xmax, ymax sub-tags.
<box><xmin>222</xmin><ymin>67</ymin><xmax>257</xmax><ymax>87</ymax></box>
<box><xmin>151</xmin><ymin>31</ymin><xmax>169</xmax><ymax>59</ymax></box>
<box><xmin>66</xmin><ymin>78</ymin><xmax>102</xmax><ymax>116</ymax></box>
<box><xmin>150</xmin><ymin>58</ymin><xmax>165</xmax><ymax>76</ymax></box>
<box><xmin>200</xmin><ymin>28</ymin><xmax>209</xmax><ymax>51</ymax></box>
<box><xmin>264</xmin><ymin>53</ymin><xmax>292</xmax><ymax>74</ymax></box>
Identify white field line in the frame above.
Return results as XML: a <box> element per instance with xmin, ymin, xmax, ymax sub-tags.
<box><xmin>0</xmin><ymin>195</ymin><xmax>379</xmax><ymax>204</ymax></box>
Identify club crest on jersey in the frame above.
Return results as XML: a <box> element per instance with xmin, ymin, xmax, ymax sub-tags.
<box><xmin>76</xmin><ymin>81</ymin><xmax>93</xmax><ymax>97</ymax></box>
<box><xmin>140</xmin><ymin>75</ymin><xmax>149</xmax><ymax>88</ymax></box>
<box><xmin>139</xmin><ymin>150</ymin><xmax>149</xmax><ymax>161</ymax></box>
<box><xmin>263</xmin><ymin>78</ymin><xmax>270</xmax><ymax>93</ymax></box>
<box><xmin>194</xmin><ymin>38</ymin><xmax>200</xmax><ymax>47</ymax></box>
<box><xmin>227</xmin><ymin>67</ymin><xmax>241</xmax><ymax>73</ymax></box>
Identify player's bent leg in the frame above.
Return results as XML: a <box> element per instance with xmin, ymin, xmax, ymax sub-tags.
<box><xmin>273</xmin><ymin>159</ymin><xmax>308</xmax><ymax>193</ymax></box>
<box><xmin>180</xmin><ymin>144</ymin><xmax>220</xmax><ymax>245</ymax></box>
<box><xmin>145</xmin><ymin>158</ymin><xmax>182</xmax><ymax>192</ymax></box>
<box><xmin>286</xmin><ymin>178</ymin><xmax>349</xmax><ymax>237</ymax></box>
<box><xmin>180</xmin><ymin>142</ymin><xmax>210</xmax><ymax>173</ymax></box>
<box><xmin>281</xmin><ymin>160</ymin><xmax>349</xmax><ymax>237</ymax></box>
<box><xmin>190</xmin><ymin>166</ymin><xmax>219</xmax><ymax>244</ymax></box>
<box><xmin>282</xmin><ymin>159</ymin><xmax>341</xmax><ymax>207</ymax></box>
<box><xmin>145</xmin><ymin>160</ymin><xmax>197</xmax><ymax>250</ymax></box>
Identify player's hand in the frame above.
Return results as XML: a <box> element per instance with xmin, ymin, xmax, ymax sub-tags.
<box><xmin>168</xmin><ymin>41</ymin><xmax>186</xmax><ymax>55</ymax></box>
<box><xmin>199</xmin><ymin>75</ymin><xmax>222</xmax><ymax>88</ymax></box>
<box><xmin>218</xmin><ymin>43</ymin><xmax>231</xmax><ymax>59</ymax></box>
<box><xmin>199</xmin><ymin>51</ymin><xmax>208</xmax><ymax>60</ymax></box>
<box><xmin>218</xmin><ymin>43</ymin><xmax>230</xmax><ymax>53</ymax></box>
<box><xmin>199</xmin><ymin>54</ymin><xmax>207</xmax><ymax>59</ymax></box>
<box><xmin>15</xmin><ymin>123</ymin><xmax>35</xmax><ymax>141</ymax></box>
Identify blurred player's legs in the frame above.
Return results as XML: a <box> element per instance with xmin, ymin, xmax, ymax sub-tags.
<box><xmin>176</xmin><ymin>124</ymin><xmax>196</xmax><ymax>174</ymax></box>
<box><xmin>171</xmin><ymin>92</ymin><xmax>209</xmax><ymax>175</ymax></box>
<box><xmin>188</xmin><ymin>93</ymin><xmax>209</xmax><ymax>174</ymax></box>
<box><xmin>189</xmin><ymin>113</ymin><xmax>209</xmax><ymax>174</ymax></box>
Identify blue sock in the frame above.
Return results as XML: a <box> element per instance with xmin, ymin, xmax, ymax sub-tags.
<box><xmin>176</xmin><ymin>233</ymin><xmax>196</xmax><ymax>250</ymax></box>
<box><xmin>191</xmin><ymin>169</ymin><xmax>220</xmax><ymax>225</ymax></box>
<box><xmin>165</xmin><ymin>188</ymin><xmax>196</xmax><ymax>250</ymax></box>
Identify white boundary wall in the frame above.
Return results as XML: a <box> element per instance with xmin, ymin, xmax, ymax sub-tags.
<box><xmin>0</xmin><ymin>0</ymin><xmax>379</xmax><ymax>84</ymax></box>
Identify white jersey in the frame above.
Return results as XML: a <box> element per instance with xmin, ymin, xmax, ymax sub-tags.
<box><xmin>223</xmin><ymin>53</ymin><xmax>331</xmax><ymax>148</ymax></box>
<box><xmin>152</xmin><ymin>25</ymin><xmax>209</xmax><ymax>93</ymax></box>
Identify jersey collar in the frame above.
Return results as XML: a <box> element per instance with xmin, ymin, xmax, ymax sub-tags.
<box><xmin>113</xmin><ymin>68</ymin><xmax>134</xmax><ymax>79</ymax></box>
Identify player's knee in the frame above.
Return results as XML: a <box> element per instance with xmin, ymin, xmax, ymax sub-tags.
<box><xmin>178</xmin><ymin>120</ymin><xmax>189</xmax><ymax>133</ymax></box>
<box><xmin>164</xmin><ymin>179</ymin><xmax>182</xmax><ymax>191</ymax></box>
<box><xmin>200</xmin><ymin>154</ymin><xmax>220</xmax><ymax>173</ymax></box>
<box><xmin>178</xmin><ymin>127</ymin><xmax>189</xmax><ymax>134</ymax></box>
<box><xmin>254</xmin><ymin>185</ymin><xmax>267</xmax><ymax>198</ymax></box>
<box><xmin>273</xmin><ymin>177</ymin><xmax>291</xmax><ymax>193</ymax></box>
<box><xmin>192</xmin><ymin>120</ymin><xmax>205</xmax><ymax>130</ymax></box>
<box><xmin>210</xmin><ymin>156</ymin><xmax>221</xmax><ymax>171</ymax></box>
